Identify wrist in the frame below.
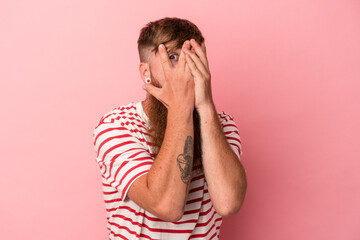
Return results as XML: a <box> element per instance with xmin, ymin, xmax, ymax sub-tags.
<box><xmin>168</xmin><ymin>104</ymin><xmax>194</xmax><ymax>115</ymax></box>
<box><xmin>196</xmin><ymin>101</ymin><xmax>217</xmax><ymax>117</ymax></box>
<box><xmin>167</xmin><ymin>108</ymin><xmax>194</xmax><ymax>125</ymax></box>
<box><xmin>168</xmin><ymin>106</ymin><xmax>194</xmax><ymax>117</ymax></box>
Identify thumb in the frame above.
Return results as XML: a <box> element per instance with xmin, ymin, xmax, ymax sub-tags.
<box><xmin>142</xmin><ymin>83</ymin><xmax>161</xmax><ymax>99</ymax></box>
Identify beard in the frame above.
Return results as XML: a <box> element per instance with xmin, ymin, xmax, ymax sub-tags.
<box><xmin>146</xmin><ymin>80</ymin><xmax>203</xmax><ymax>175</ymax></box>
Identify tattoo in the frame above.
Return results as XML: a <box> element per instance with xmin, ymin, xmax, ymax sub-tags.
<box><xmin>177</xmin><ymin>136</ymin><xmax>193</xmax><ymax>184</ymax></box>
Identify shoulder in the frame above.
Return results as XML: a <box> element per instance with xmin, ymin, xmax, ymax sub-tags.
<box><xmin>217</xmin><ymin>110</ymin><xmax>243</xmax><ymax>159</ymax></box>
<box><xmin>93</xmin><ymin>102</ymin><xmax>147</xmax><ymax>143</ymax></box>
<box><xmin>217</xmin><ymin>110</ymin><xmax>236</xmax><ymax>125</ymax></box>
<box><xmin>216</xmin><ymin>110</ymin><xmax>240</xmax><ymax>137</ymax></box>
<box><xmin>94</xmin><ymin>102</ymin><xmax>145</xmax><ymax>129</ymax></box>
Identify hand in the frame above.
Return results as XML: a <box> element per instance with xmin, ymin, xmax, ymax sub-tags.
<box><xmin>183</xmin><ymin>39</ymin><xmax>214</xmax><ymax>111</ymax></box>
<box><xmin>143</xmin><ymin>41</ymin><xmax>195</xmax><ymax>113</ymax></box>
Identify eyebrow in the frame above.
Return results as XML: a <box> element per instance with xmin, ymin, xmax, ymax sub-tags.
<box><xmin>166</xmin><ymin>48</ymin><xmax>181</xmax><ymax>54</ymax></box>
<box><xmin>164</xmin><ymin>42</ymin><xmax>180</xmax><ymax>53</ymax></box>
<box><xmin>165</xmin><ymin>45</ymin><xmax>173</xmax><ymax>53</ymax></box>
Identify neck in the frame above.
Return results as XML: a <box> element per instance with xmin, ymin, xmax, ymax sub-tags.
<box><xmin>141</xmin><ymin>95</ymin><xmax>152</xmax><ymax>119</ymax></box>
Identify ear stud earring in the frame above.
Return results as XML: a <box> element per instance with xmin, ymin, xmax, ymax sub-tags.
<box><xmin>145</xmin><ymin>78</ymin><xmax>151</xmax><ymax>84</ymax></box>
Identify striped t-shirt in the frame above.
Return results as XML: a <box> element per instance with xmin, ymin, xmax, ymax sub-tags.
<box><xmin>93</xmin><ymin>101</ymin><xmax>243</xmax><ymax>240</ymax></box>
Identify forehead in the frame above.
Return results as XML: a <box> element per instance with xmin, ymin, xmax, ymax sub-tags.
<box><xmin>147</xmin><ymin>40</ymin><xmax>183</xmax><ymax>63</ymax></box>
<box><xmin>164</xmin><ymin>41</ymin><xmax>180</xmax><ymax>53</ymax></box>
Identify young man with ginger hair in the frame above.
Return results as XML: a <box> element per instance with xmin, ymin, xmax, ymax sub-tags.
<box><xmin>93</xmin><ymin>17</ymin><xmax>247</xmax><ymax>239</ymax></box>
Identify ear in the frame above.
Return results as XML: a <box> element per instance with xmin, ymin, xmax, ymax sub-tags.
<box><xmin>139</xmin><ymin>62</ymin><xmax>151</xmax><ymax>84</ymax></box>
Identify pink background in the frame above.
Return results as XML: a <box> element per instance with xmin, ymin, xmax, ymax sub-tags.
<box><xmin>1</xmin><ymin>0</ymin><xmax>359</xmax><ymax>239</ymax></box>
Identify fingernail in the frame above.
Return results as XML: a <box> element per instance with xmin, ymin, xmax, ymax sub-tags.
<box><xmin>159</xmin><ymin>44</ymin><xmax>164</xmax><ymax>49</ymax></box>
<box><xmin>185</xmin><ymin>40</ymin><xmax>190</xmax><ymax>45</ymax></box>
<box><xmin>191</xmin><ymin>39</ymin><xmax>195</xmax><ymax>43</ymax></box>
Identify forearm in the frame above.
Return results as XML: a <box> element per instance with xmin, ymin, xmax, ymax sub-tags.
<box><xmin>146</xmin><ymin>109</ymin><xmax>194</xmax><ymax>216</ymax></box>
<box><xmin>198</xmin><ymin>103</ymin><xmax>247</xmax><ymax>216</ymax></box>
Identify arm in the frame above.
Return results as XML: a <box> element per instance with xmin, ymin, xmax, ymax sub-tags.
<box><xmin>127</xmin><ymin>109</ymin><xmax>194</xmax><ymax>221</ymax></box>
<box><xmin>127</xmin><ymin>40</ymin><xmax>195</xmax><ymax>221</ymax></box>
<box><xmin>197</xmin><ymin>102</ymin><xmax>247</xmax><ymax>217</ymax></box>
<box><xmin>183</xmin><ymin>39</ymin><xmax>247</xmax><ymax>216</ymax></box>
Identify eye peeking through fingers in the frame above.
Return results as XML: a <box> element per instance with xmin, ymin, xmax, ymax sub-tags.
<box><xmin>169</xmin><ymin>54</ymin><xmax>178</xmax><ymax>60</ymax></box>
<box><xmin>168</xmin><ymin>53</ymin><xmax>179</xmax><ymax>66</ymax></box>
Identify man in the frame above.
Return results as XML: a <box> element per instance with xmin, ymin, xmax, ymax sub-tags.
<box><xmin>93</xmin><ymin>17</ymin><xmax>247</xmax><ymax>239</ymax></box>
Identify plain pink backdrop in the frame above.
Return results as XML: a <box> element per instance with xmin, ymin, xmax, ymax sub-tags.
<box><xmin>1</xmin><ymin>0</ymin><xmax>359</xmax><ymax>239</ymax></box>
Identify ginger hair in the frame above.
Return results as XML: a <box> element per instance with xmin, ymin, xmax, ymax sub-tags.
<box><xmin>137</xmin><ymin>17</ymin><xmax>205</xmax><ymax>174</ymax></box>
<box><xmin>137</xmin><ymin>17</ymin><xmax>205</xmax><ymax>62</ymax></box>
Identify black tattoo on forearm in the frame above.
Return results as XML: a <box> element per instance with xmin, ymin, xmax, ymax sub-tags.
<box><xmin>177</xmin><ymin>136</ymin><xmax>193</xmax><ymax>184</ymax></box>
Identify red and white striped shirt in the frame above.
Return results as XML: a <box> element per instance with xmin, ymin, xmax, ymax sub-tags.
<box><xmin>93</xmin><ymin>101</ymin><xmax>243</xmax><ymax>240</ymax></box>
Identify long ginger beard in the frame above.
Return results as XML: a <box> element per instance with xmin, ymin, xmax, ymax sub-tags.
<box><xmin>146</xmin><ymin>86</ymin><xmax>203</xmax><ymax>175</ymax></box>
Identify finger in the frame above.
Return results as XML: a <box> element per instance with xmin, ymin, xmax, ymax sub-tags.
<box><xmin>142</xmin><ymin>83</ymin><xmax>162</xmax><ymax>99</ymax></box>
<box><xmin>201</xmin><ymin>42</ymin><xmax>207</xmax><ymax>55</ymax></box>
<box><xmin>185</xmin><ymin>54</ymin><xmax>203</xmax><ymax>80</ymax></box>
<box><xmin>178</xmin><ymin>40</ymin><xmax>191</xmax><ymax>71</ymax></box>
<box><xmin>190</xmin><ymin>39</ymin><xmax>209</xmax><ymax>69</ymax></box>
<box><xmin>183</xmin><ymin>58</ymin><xmax>193</xmax><ymax>79</ymax></box>
<box><xmin>184</xmin><ymin>48</ymin><xmax>208</xmax><ymax>77</ymax></box>
<box><xmin>158</xmin><ymin>44</ymin><xmax>172</xmax><ymax>77</ymax></box>
<box><xmin>200</xmin><ymin>43</ymin><xmax>209</xmax><ymax>69</ymax></box>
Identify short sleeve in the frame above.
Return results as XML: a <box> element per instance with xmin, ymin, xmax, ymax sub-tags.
<box><xmin>93</xmin><ymin>121</ymin><xmax>153</xmax><ymax>201</ymax></box>
<box><xmin>219</xmin><ymin>112</ymin><xmax>243</xmax><ymax>162</ymax></box>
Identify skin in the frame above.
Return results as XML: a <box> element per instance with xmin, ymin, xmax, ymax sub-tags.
<box><xmin>132</xmin><ymin>39</ymin><xmax>247</xmax><ymax>219</ymax></box>
<box><xmin>183</xmin><ymin>39</ymin><xmax>248</xmax><ymax>216</ymax></box>
<box><xmin>127</xmin><ymin>41</ymin><xmax>195</xmax><ymax>222</ymax></box>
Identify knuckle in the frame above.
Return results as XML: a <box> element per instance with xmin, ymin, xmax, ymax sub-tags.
<box><xmin>188</xmin><ymin>52</ymin><xmax>195</xmax><ymax>58</ymax></box>
<box><xmin>182</xmin><ymin>40</ymin><xmax>190</xmax><ymax>47</ymax></box>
